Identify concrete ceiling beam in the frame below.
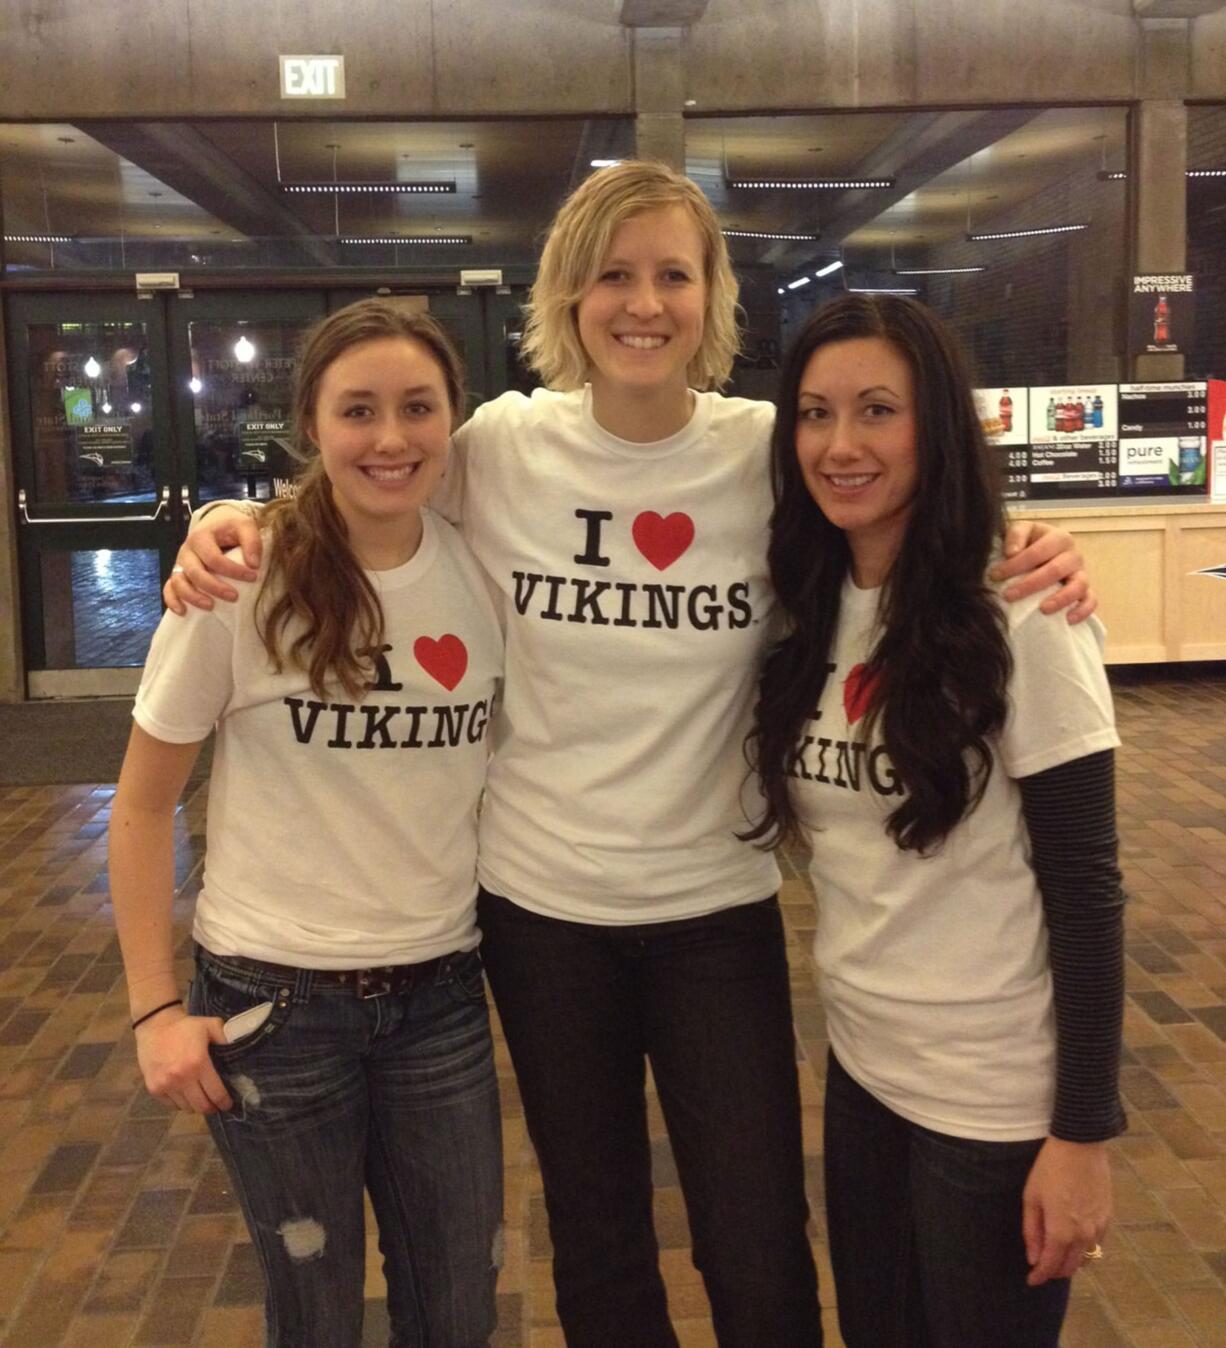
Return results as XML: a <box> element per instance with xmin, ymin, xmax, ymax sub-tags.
<box><xmin>619</xmin><ymin>0</ymin><xmax>709</xmax><ymax>25</ymax></box>
<box><xmin>759</xmin><ymin>107</ymin><xmax>1042</xmax><ymax>272</ymax></box>
<box><xmin>1133</xmin><ymin>0</ymin><xmax>1226</xmax><ymax>17</ymax></box>
<box><xmin>80</xmin><ymin>121</ymin><xmax>337</xmax><ymax>267</ymax></box>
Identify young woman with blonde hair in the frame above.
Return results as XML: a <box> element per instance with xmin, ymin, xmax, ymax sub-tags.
<box><xmin>113</xmin><ymin>300</ymin><xmax>504</xmax><ymax>1348</ymax></box>
<box><xmin>166</xmin><ymin>162</ymin><xmax>1093</xmax><ymax>1348</ymax></box>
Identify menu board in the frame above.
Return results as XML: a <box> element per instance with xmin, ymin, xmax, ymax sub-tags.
<box><xmin>976</xmin><ymin>380</ymin><xmax>1217</xmax><ymax>502</ymax></box>
<box><xmin>1117</xmin><ymin>383</ymin><xmax>1207</xmax><ymax>493</ymax></box>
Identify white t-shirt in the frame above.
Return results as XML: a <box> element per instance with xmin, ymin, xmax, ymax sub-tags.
<box><xmin>134</xmin><ymin>510</ymin><xmax>503</xmax><ymax>969</ymax></box>
<box><xmin>441</xmin><ymin>386</ymin><xmax>782</xmax><ymax>923</ymax></box>
<box><xmin>793</xmin><ymin>579</ymin><xmax>1120</xmax><ymax>1140</ymax></box>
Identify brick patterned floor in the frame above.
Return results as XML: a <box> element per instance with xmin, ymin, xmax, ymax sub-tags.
<box><xmin>0</xmin><ymin>668</ymin><xmax>1224</xmax><ymax>1346</ymax></box>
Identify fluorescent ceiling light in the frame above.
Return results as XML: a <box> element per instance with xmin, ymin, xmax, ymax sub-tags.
<box><xmin>282</xmin><ymin>181</ymin><xmax>456</xmax><ymax>194</ymax></box>
<box><xmin>340</xmin><ymin>235</ymin><xmax>472</xmax><ymax>245</ymax></box>
<box><xmin>848</xmin><ymin>287</ymin><xmax>918</xmax><ymax>295</ymax></box>
<box><xmin>729</xmin><ymin>178</ymin><xmax>894</xmax><ymax>190</ymax></box>
<box><xmin>786</xmin><ymin>276</ymin><xmax>812</xmax><ymax>289</ymax></box>
<box><xmin>5</xmin><ymin>233</ymin><xmax>72</xmax><ymax>243</ymax></box>
<box><xmin>1099</xmin><ymin>168</ymin><xmax>1225</xmax><ymax>180</ymax></box>
<box><xmin>590</xmin><ymin>159</ymin><xmax>621</xmax><ymax>168</ymax></box>
<box><xmin>814</xmin><ymin>260</ymin><xmax>843</xmax><ymax>278</ymax></box>
<box><xmin>723</xmin><ymin>229</ymin><xmax>820</xmax><ymax>241</ymax></box>
<box><xmin>894</xmin><ymin>266</ymin><xmax>985</xmax><ymax>275</ymax></box>
<box><xmin>968</xmin><ymin>224</ymin><xmax>1087</xmax><ymax>241</ymax></box>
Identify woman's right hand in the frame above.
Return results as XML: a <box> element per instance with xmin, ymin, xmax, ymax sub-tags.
<box><xmin>164</xmin><ymin>507</ymin><xmax>262</xmax><ymax>614</ymax></box>
<box><xmin>135</xmin><ymin>1008</ymin><xmax>234</xmax><ymax>1113</ymax></box>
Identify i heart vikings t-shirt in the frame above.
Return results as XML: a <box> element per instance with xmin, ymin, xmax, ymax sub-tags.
<box><xmin>442</xmin><ymin>385</ymin><xmax>783</xmax><ymax>924</ymax></box>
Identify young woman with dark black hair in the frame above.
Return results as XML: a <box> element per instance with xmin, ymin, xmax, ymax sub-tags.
<box><xmin>747</xmin><ymin>294</ymin><xmax>1126</xmax><ymax>1348</ymax></box>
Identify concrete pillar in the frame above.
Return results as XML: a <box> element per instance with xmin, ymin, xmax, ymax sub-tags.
<box><xmin>0</xmin><ymin>327</ymin><xmax>26</xmax><ymax>702</ymax></box>
<box><xmin>630</xmin><ymin>27</ymin><xmax>686</xmax><ymax>169</ymax></box>
<box><xmin>0</xmin><ymin>168</ymin><xmax>25</xmax><ymax>701</ymax></box>
<box><xmin>1130</xmin><ymin>17</ymin><xmax>1190</xmax><ymax>379</ymax></box>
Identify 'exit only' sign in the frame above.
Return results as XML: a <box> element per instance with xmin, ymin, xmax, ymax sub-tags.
<box><xmin>279</xmin><ymin>56</ymin><xmax>346</xmax><ymax>99</ymax></box>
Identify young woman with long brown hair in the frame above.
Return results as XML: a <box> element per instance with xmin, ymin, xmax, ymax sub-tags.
<box><xmin>110</xmin><ymin>300</ymin><xmax>504</xmax><ymax>1348</ymax></box>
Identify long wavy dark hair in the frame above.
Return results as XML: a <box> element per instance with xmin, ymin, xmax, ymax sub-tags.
<box><xmin>744</xmin><ymin>295</ymin><xmax>1011</xmax><ymax>855</ymax></box>
<box><xmin>257</xmin><ymin>300</ymin><xmax>464</xmax><ymax>699</ymax></box>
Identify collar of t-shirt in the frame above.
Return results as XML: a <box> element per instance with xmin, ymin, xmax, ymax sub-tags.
<box><xmin>579</xmin><ymin>384</ymin><xmax>715</xmax><ymax>460</ymax></box>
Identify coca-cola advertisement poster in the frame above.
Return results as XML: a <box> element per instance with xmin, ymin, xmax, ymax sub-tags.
<box><xmin>1130</xmin><ymin>274</ymin><xmax>1194</xmax><ymax>356</ymax></box>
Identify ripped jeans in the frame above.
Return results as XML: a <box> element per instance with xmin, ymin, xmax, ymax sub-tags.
<box><xmin>190</xmin><ymin>945</ymin><xmax>503</xmax><ymax>1348</ymax></box>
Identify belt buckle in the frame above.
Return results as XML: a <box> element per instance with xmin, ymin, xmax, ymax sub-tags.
<box><xmin>356</xmin><ymin>967</ymin><xmax>394</xmax><ymax>999</ymax></box>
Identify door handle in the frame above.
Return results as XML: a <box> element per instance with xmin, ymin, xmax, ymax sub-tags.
<box><xmin>18</xmin><ymin>484</ymin><xmax>170</xmax><ymax>524</ymax></box>
<box><xmin>180</xmin><ymin>485</ymin><xmax>194</xmax><ymax>521</ymax></box>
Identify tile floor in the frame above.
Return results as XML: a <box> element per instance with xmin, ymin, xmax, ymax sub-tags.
<box><xmin>0</xmin><ymin>667</ymin><xmax>1224</xmax><ymax>1346</ymax></box>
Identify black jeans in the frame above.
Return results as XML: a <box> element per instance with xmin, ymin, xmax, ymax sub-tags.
<box><xmin>477</xmin><ymin>888</ymin><xmax>822</xmax><ymax>1348</ymax></box>
<box><xmin>823</xmin><ymin>1051</ymin><xmax>1070</xmax><ymax>1348</ymax></box>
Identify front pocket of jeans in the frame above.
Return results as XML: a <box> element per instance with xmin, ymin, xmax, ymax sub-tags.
<box><xmin>446</xmin><ymin>951</ymin><xmax>488</xmax><ymax>1004</ymax></box>
<box><xmin>197</xmin><ymin>969</ymin><xmax>294</xmax><ymax>1060</ymax></box>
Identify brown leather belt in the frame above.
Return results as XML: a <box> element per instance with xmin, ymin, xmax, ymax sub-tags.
<box><xmin>207</xmin><ymin>951</ymin><xmax>453</xmax><ymax>1000</ymax></box>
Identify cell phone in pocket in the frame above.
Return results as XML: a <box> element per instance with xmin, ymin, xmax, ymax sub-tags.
<box><xmin>222</xmin><ymin>1000</ymin><xmax>275</xmax><ymax>1044</ymax></box>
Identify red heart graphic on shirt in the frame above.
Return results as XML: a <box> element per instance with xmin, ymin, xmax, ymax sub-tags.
<box><xmin>632</xmin><ymin>511</ymin><xmax>695</xmax><ymax>571</ymax></box>
<box><xmin>842</xmin><ymin>663</ymin><xmax>879</xmax><ymax>725</ymax></box>
<box><xmin>414</xmin><ymin>635</ymin><xmax>468</xmax><ymax>691</ymax></box>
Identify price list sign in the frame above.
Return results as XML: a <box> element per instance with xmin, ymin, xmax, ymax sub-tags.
<box><xmin>1117</xmin><ymin>383</ymin><xmax>1208</xmax><ymax>493</ymax></box>
<box><xmin>1025</xmin><ymin>385</ymin><xmax>1120</xmax><ymax>499</ymax></box>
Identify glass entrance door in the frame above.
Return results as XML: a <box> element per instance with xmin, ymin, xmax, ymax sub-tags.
<box><xmin>8</xmin><ymin>284</ymin><xmax>517</xmax><ymax>697</ymax></box>
<box><xmin>9</xmin><ymin>292</ymin><xmax>181</xmax><ymax>696</ymax></box>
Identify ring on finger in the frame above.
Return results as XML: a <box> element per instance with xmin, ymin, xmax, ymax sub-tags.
<box><xmin>1081</xmin><ymin>1244</ymin><xmax>1104</xmax><ymax>1262</ymax></box>
<box><xmin>171</xmin><ymin>565</ymin><xmax>186</xmax><ymax>574</ymax></box>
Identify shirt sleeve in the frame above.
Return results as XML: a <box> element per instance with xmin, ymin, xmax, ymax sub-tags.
<box><xmin>431</xmin><ymin>414</ymin><xmax>473</xmax><ymax>527</ymax></box>
<box><xmin>133</xmin><ymin>605</ymin><xmax>236</xmax><ymax>744</ymax></box>
<box><xmin>999</xmin><ymin>592</ymin><xmax>1120</xmax><ymax>779</ymax></box>
<box><xmin>1018</xmin><ymin>750</ymin><xmax>1127</xmax><ymax>1142</ymax></box>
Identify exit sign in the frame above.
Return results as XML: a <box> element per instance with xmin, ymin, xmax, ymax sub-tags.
<box><xmin>279</xmin><ymin>55</ymin><xmax>346</xmax><ymax>99</ymax></box>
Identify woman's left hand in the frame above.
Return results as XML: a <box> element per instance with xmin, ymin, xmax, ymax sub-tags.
<box><xmin>1022</xmin><ymin>1137</ymin><xmax>1113</xmax><ymax>1285</ymax></box>
<box><xmin>992</xmin><ymin>523</ymin><xmax>1097</xmax><ymax>624</ymax></box>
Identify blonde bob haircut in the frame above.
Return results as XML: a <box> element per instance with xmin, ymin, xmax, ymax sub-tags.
<box><xmin>520</xmin><ymin>160</ymin><xmax>741</xmax><ymax>391</ymax></box>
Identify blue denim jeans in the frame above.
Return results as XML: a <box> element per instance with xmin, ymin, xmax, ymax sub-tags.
<box><xmin>823</xmin><ymin>1051</ymin><xmax>1070</xmax><ymax>1348</ymax></box>
<box><xmin>477</xmin><ymin>889</ymin><xmax>821</xmax><ymax>1348</ymax></box>
<box><xmin>189</xmin><ymin>945</ymin><xmax>503</xmax><ymax>1348</ymax></box>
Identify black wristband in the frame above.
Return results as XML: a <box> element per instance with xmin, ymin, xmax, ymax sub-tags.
<box><xmin>131</xmin><ymin>998</ymin><xmax>182</xmax><ymax>1031</ymax></box>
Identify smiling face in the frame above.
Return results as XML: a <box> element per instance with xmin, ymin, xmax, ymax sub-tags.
<box><xmin>306</xmin><ymin>336</ymin><xmax>452</xmax><ymax>563</ymax></box>
<box><xmin>575</xmin><ymin>204</ymin><xmax>708</xmax><ymax>416</ymax></box>
<box><xmin>794</xmin><ymin>335</ymin><xmax>920</xmax><ymax>587</ymax></box>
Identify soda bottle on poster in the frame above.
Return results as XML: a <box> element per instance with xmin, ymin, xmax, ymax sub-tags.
<box><xmin>1154</xmin><ymin>295</ymin><xmax>1170</xmax><ymax>344</ymax></box>
<box><xmin>1091</xmin><ymin>394</ymin><xmax>1103</xmax><ymax>429</ymax></box>
<box><xmin>1074</xmin><ymin>399</ymin><xmax>1085</xmax><ymax>432</ymax></box>
<box><xmin>1046</xmin><ymin>397</ymin><xmax>1056</xmax><ymax>431</ymax></box>
<box><xmin>999</xmin><ymin>390</ymin><xmax>1013</xmax><ymax>432</ymax></box>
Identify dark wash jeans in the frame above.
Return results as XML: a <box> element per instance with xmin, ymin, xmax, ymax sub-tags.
<box><xmin>477</xmin><ymin>888</ymin><xmax>822</xmax><ymax>1348</ymax></box>
<box><xmin>190</xmin><ymin>945</ymin><xmax>503</xmax><ymax>1348</ymax></box>
<box><xmin>823</xmin><ymin>1050</ymin><xmax>1070</xmax><ymax>1348</ymax></box>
